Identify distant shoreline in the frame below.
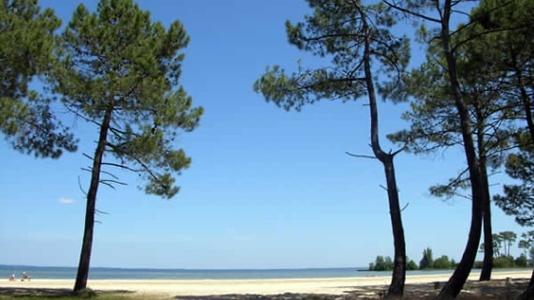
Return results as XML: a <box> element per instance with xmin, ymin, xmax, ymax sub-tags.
<box><xmin>1</xmin><ymin>264</ymin><xmax>530</xmax><ymax>281</ymax></box>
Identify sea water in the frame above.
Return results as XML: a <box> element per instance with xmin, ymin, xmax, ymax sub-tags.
<box><xmin>0</xmin><ymin>265</ymin><xmax>464</xmax><ymax>280</ymax></box>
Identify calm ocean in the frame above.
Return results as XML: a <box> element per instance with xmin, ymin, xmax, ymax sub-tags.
<box><xmin>0</xmin><ymin>265</ymin><xmax>456</xmax><ymax>280</ymax></box>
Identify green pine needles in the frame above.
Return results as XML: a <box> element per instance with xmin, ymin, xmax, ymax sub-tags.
<box><xmin>53</xmin><ymin>0</ymin><xmax>203</xmax><ymax>198</ymax></box>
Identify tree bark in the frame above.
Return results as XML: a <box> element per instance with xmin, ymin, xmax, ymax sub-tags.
<box><xmin>437</xmin><ymin>1</ymin><xmax>485</xmax><ymax>298</ymax></box>
<box><xmin>361</xmin><ymin>11</ymin><xmax>406</xmax><ymax>298</ymax></box>
<box><xmin>514</xmin><ymin>66</ymin><xmax>534</xmax><ymax>142</ymax></box>
<box><xmin>517</xmin><ymin>268</ymin><xmax>534</xmax><ymax>300</ymax></box>
<box><xmin>479</xmin><ymin>157</ymin><xmax>493</xmax><ymax>281</ymax></box>
<box><xmin>474</xmin><ymin>98</ymin><xmax>493</xmax><ymax>281</ymax></box>
<box><xmin>73</xmin><ymin>106</ymin><xmax>113</xmax><ymax>292</ymax></box>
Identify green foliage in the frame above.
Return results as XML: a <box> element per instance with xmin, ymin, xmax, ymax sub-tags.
<box><xmin>495</xmin><ymin>137</ymin><xmax>534</xmax><ymax>226</ymax></box>
<box><xmin>419</xmin><ymin>247</ymin><xmax>433</xmax><ymax>269</ymax></box>
<box><xmin>515</xmin><ymin>254</ymin><xmax>528</xmax><ymax>268</ymax></box>
<box><xmin>52</xmin><ymin>0</ymin><xmax>202</xmax><ymax>198</ymax></box>
<box><xmin>406</xmin><ymin>259</ymin><xmax>418</xmax><ymax>270</ymax></box>
<box><xmin>493</xmin><ymin>256</ymin><xmax>515</xmax><ymax>268</ymax></box>
<box><xmin>475</xmin><ymin>0</ymin><xmax>534</xmax><ymax>228</ymax></box>
<box><xmin>433</xmin><ymin>255</ymin><xmax>453</xmax><ymax>269</ymax></box>
<box><xmin>0</xmin><ymin>0</ymin><xmax>77</xmax><ymax>157</ymax></box>
<box><xmin>253</xmin><ymin>0</ymin><xmax>409</xmax><ymax>111</ymax></box>
<box><xmin>369</xmin><ymin>256</ymin><xmax>394</xmax><ymax>271</ymax></box>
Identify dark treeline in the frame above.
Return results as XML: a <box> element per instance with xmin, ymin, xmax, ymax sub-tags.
<box><xmin>370</xmin><ymin>230</ymin><xmax>534</xmax><ymax>272</ymax></box>
<box><xmin>2</xmin><ymin>0</ymin><xmax>534</xmax><ymax>299</ymax></box>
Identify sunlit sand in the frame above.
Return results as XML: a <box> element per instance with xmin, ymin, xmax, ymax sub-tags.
<box><xmin>1</xmin><ymin>270</ymin><xmax>530</xmax><ymax>297</ymax></box>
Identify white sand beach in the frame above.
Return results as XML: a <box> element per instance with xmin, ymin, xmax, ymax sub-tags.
<box><xmin>1</xmin><ymin>270</ymin><xmax>531</xmax><ymax>297</ymax></box>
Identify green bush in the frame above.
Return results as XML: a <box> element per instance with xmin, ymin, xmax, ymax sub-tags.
<box><xmin>433</xmin><ymin>255</ymin><xmax>452</xmax><ymax>269</ymax></box>
<box><xmin>369</xmin><ymin>256</ymin><xmax>394</xmax><ymax>271</ymax></box>
<box><xmin>419</xmin><ymin>248</ymin><xmax>434</xmax><ymax>269</ymax></box>
<box><xmin>407</xmin><ymin>259</ymin><xmax>418</xmax><ymax>270</ymax></box>
<box><xmin>515</xmin><ymin>254</ymin><xmax>528</xmax><ymax>267</ymax></box>
<box><xmin>493</xmin><ymin>256</ymin><xmax>515</xmax><ymax>268</ymax></box>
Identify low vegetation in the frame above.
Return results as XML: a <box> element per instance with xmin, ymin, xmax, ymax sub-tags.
<box><xmin>369</xmin><ymin>230</ymin><xmax>534</xmax><ymax>271</ymax></box>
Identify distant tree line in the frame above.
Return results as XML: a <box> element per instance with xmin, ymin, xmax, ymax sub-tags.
<box><xmin>370</xmin><ymin>231</ymin><xmax>534</xmax><ymax>271</ymax></box>
<box><xmin>369</xmin><ymin>248</ymin><xmax>457</xmax><ymax>271</ymax></box>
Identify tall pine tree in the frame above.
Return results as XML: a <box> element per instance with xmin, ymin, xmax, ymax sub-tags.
<box><xmin>254</xmin><ymin>1</ymin><xmax>410</xmax><ymax>296</ymax></box>
<box><xmin>51</xmin><ymin>0</ymin><xmax>203</xmax><ymax>292</ymax></box>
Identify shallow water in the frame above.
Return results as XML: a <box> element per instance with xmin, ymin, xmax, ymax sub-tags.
<box><xmin>0</xmin><ymin>264</ymin><xmax>523</xmax><ymax>280</ymax></box>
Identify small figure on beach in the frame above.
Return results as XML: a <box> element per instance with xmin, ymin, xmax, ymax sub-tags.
<box><xmin>8</xmin><ymin>274</ymin><xmax>15</xmax><ymax>281</ymax></box>
<box><xmin>20</xmin><ymin>272</ymin><xmax>31</xmax><ymax>281</ymax></box>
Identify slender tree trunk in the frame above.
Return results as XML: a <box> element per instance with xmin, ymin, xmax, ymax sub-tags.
<box><xmin>73</xmin><ymin>106</ymin><xmax>113</xmax><ymax>292</ymax></box>
<box><xmin>437</xmin><ymin>2</ymin><xmax>485</xmax><ymax>298</ymax></box>
<box><xmin>479</xmin><ymin>158</ymin><xmax>493</xmax><ymax>281</ymax></box>
<box><xmin>361</xmin><ymin>12</ymin><xmax>406</xmax><ymax>298</ymax></box>
<box><xmin>514</xmin><ymin>67</ymin><xmax>534</xmax><ymax>142</ymax></box>
<box><xmin>474</xmin><ymin>101</ymin><xmax>493</xmax><ymax>281</ymax></box>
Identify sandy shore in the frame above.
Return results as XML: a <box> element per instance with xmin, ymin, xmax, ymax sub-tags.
<box><xmin>0</xmin><ymin>270</ymin><xmax>531</xmax><ymax>297</ymax></box>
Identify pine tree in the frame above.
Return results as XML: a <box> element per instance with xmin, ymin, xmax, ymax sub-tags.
<box><xmin>254</xmin><ymin>1</ymin><xmax>410</xmax><ymax>296</ymax></box>
<box><xmin>51</xmin><ymin>0</ymin><xmax>203</xmax><ymax>292</ymax></box>
<box><xmin>1</xmin><ymin>0</ymin><xmax>76</xmax><ymax>157</ymax></box>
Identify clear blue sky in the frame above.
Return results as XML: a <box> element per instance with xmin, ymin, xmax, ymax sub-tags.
<box><xmin>0</xmin><ymin>0</ymin><xmax>525</xmax><ymax>269</ymax></box>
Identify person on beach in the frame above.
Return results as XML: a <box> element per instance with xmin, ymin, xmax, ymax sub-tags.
<box><xmin>9</xmin><ymin>274</ymin><xmax>15</xmax><ymax>281</ymax></box>
<box><xmin>20</xmin><ymin>272</ymin><xmax>31</xmax><ymax>281</ymax></box>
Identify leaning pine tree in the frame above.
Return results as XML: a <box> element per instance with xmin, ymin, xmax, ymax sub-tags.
<box><xmin>51</xmin><ymin>0</ymin><xmax>203</xmax><ymax>292</ymax></box>
<box><xmin>254</xmin><ymin>1</ymin><xmax>409</xmax><ymax>297</ymax></box>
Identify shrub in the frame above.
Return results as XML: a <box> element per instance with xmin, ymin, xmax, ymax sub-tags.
<box><xmin>433</xmin><ymin>255</ymin><xmax>452</xmax><ymax>269</ymax></box>
<box><xmin>407</xmin><ymin>259</ymin><xmax>418</xmax><ymax>270</ymax></box>
<box><xmin>515</xmin><ymin>254</ymin><xmax>528</xmax><ymax>267</ymax></box>
<box><xmin>493</xmin><ymin>256</ymin><xmax>515</xmax><ymax>268</ymax></box>
<box><xmin>369</xmin><ymin>256</ymin><xmax>394</xmax><ymax>271</ymax></box>
<box><xmin>419</xmin><ymin>248</ymin><xmax>434</xmax><ymax>269</ymax></box>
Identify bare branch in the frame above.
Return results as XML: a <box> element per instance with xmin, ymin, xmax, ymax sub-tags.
<box><xmin>382</xmin><ymin>0</ymin><xmax>441</xmax><ymax>23</ymax></box>
<box><xmin>345</xmin><ymin>151</ymin><xmax>377</xmax><ymax>160</ymax></box>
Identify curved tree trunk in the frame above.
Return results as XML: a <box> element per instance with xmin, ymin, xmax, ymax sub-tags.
<box><xmin>73</xmin><ymin>106</ymin><xmax>113</xmax><ymax>292</ymax></box>
<box><xmin>437</xmin><ymin>1</ymin><xmax>485</xmax><ymax>298</ymax></box>
<box><xmin>517</xmin><ymin>268</ymin><xmax>534</xmax><ymax>300</ymax></box>
<box><xmin>479</xmin><ymin>159</ymin><xmax>493</xmax><ymax>281</ymax></box>
<box><xmin>361</xmin><ymin>12</ymin><xmax>406</xmax><ymax>298</ymax></box>
<box><xmin>474</xmin><ymin>99</ymin><xmax>493</xmax><ymax>282</ymax></box>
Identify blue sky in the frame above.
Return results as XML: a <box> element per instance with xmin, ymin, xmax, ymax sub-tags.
<box><xmin>0</xmin><ymin>0</ymin><xmax>526</xmax><ymax>269</ymax></box>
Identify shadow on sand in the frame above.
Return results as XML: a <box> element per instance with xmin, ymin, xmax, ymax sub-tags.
<box><xmin>173</xmin><ymin>278</ymin><xmax>529</xmax><ymax>300</ymax></box>
<box><xmin>0</xmin><ymin>287</ymin><xmax>133</xmax><ymax>298</ymax></box>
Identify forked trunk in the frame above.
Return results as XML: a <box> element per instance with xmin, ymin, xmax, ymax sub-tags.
<box><xmin>437</xmin><ymin>2</ymin><xmax>485</xmax><ymax>298</ymax></box>
<box><xmin>73</xmin><ymin>106</ymin><xmax>113</xmax><ymax>292</ymax></box>
<box><xmin>474</xmin><ymin>103</ymin><xmax>493</xmax><ymax>282</ymax></box>
<box><xmin>361</xmin><ymin>11</ymin><xmax>406</xmax><ymax>298</ymax></box>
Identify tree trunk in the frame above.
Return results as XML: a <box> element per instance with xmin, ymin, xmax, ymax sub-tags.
<box><xmin>517</xmin><ymin>268</ymin><xmax>534</xmax><ymax>300</ymax></box>
<box><xmin>382</xmin><ymin>155</ymin><xmax>406</xmax><ymax>298</ymax></box>
<box><xmin>474</xmin><ymin>99</ymin><xmax>493</xmax><ymax>282</ymax></box>
<box><xmin>361</xmin><ymin>12</ymin><xmax>406</xmax><ymax>298</ymax></box>
<box><xmin>437</xmin><ymin>1</ymin><xmax>485</xmax><ymax>298</ymax></box>
<box><xmin>73</xmin><ymin>106</ymin><xmax>113</xmax><ymax>292</ymax></box>
<box><xmin>515</xmin><ymin>66</ymin><xmax>534</xmax><ymax>142</ymax></box>
<box><xmin>479</xmin><ymin>159</ymin><xmax>493</xmax><ymax>281</ymax></box>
